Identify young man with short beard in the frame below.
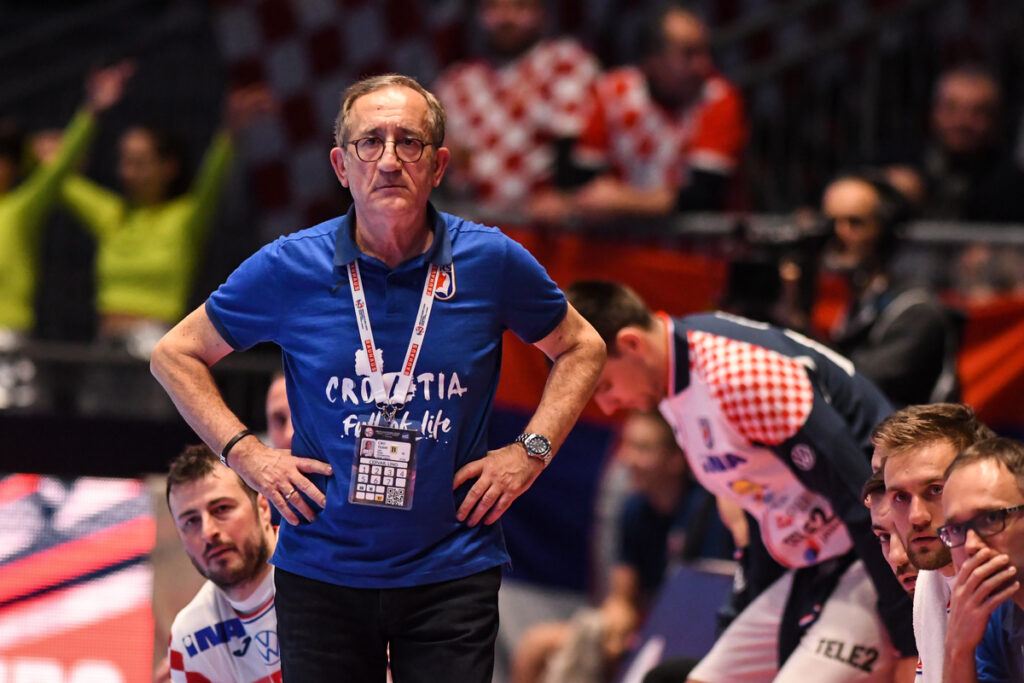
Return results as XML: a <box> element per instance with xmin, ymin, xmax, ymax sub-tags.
<box><xmin>877</xmin><ymin>403</ymin><xmax>994</xmax><ymax>683</ymax></box>
<box><xmin>165</xmin><ymin>445</ymin><xmax>279</xmax><ymax>682</ymax></box>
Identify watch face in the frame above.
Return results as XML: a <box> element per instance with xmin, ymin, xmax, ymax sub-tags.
<box><xmin>525</xmin><ymin>434</ymin><xmax>550</xmax><ymax>455</ymax></box>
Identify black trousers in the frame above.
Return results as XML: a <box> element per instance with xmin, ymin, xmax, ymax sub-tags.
<box><xmin>275</xmin><ymin>566</ymin><xmax>501</xmax><ymax>683</ymax></box>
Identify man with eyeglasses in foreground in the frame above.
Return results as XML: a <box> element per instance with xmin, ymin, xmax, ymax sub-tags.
<box><xmin>940</xmin><ymin>437</ymin><xmax>1024</xmax><ymax>682</ymax></box>
<box><xmin>150</xmin><ymin>73</ymin><xmax>605</xmax><ymax>682</ymax></box>
<box><xmin>877</xmin><ymin>403</ymin><xmax>994</xmax><ymax>683</ymax></box>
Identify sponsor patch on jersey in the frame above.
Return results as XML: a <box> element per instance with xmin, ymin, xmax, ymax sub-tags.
<box><xmin>434</xmin><ymin>263</ymin><xmax>455</xmax><ymax>300</ymax></box>
<box><xmin>254</xmin><ymin>630</ymin><xmax>281</xmax><ymax>666</ymax></box>
<box><xmin>699</xmin><ymin>417</ymin><xmax>714</xmax><ymax>449</ymax></box>
<box><xmin>798</xmin><ymin>604</ymin><xmax>822</xmax><ymax>628</ymax></box>
<box><xmin>791</xmin><ymin>444</ymin><xmax>816</xmax><ymax>471</ymax></box>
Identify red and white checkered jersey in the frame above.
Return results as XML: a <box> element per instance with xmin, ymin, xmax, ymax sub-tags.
<box><xmin>658</xmin><ymin>315</ymin><xmax>856</xmax><ymax>568</ymax></box>
<box><xmin>433</xmin><ymin>38</ymin><xmax>600</xmax><ymax>210</ymax></box>
<box><xmin>575</xmin><ymin>66</ymin><xmax>748</xmax><ymax>190</ymax></box>
<box><xmin>169</xmin><ymin>569</ymin><xmax>280</xmax><ymax>683</ymax></box>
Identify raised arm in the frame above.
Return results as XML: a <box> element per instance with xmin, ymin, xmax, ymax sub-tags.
<box><xmin>17</xmin><ymin>61</ymin><xmax>134</xmax><ymax>227</ymax></box>
<box><xmin>185</xmin><ymin>84</ymin><xmax>275</xmax><ymax>244</ymax></box>
<box><xmin>453</xmin><ymin>303</ymin><xmax>605</xmax><ymax>526</ymax></box>
<box><xmin>150</xmin><ymin>304</ymin><xmax>332</xmax><ymax>524</ymax></box>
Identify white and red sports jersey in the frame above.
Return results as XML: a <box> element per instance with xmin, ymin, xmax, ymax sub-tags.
<box><xmin>656</xmin><ymin>312</ymin><xmax>891</xmax><ymax>570</ymax></box>
<box><xmin>169</xmin><ymin>568</ymin><xmax>280</xmax><ymax>683</ymax></box>
<box><xmin>574</xmin><ymin>66</ymin><xmax>747</xmax><ymax>190</ymax></box>
<box><xmin>433</xmin><ymin>38</ymin><xmax>600</xmax><ymax>210</ymax></box>
<box><xmin>656</xmin><ymin>312</ymin><xmax>915</xmax><ymax>657</ymax></box>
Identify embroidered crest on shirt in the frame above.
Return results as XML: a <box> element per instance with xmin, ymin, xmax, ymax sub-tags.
<box><xmin>434</xmin><ymin>263</ymin><xmax>455</xmax><ymax>300</ymax></box>
<box><xmin>791</xmin><ymin>444</ymin><xmax>816</xmax><ymax>471</ymax></box>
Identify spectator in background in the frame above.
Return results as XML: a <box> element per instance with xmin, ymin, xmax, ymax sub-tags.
<box><xmin>46</xmin><ymin>85</ymin><xmax>273</xmax><ymax>416</ymax></box>
<box><xmin>876</xmin><ymin>403</ymin><xmax>995</xmax><ymax>683</ymax></box>
<box><xmin>531</xmin><ymin>3</ymin><xmax>747</xmax><ymax>223</ymax></box>
<box><xmin>939</xmin><ymin>437</ymin><xmax>1024</xmax><ymax>683</ymax></box>
<box><xmin>265</xmin><ymin>372</ymin><xmax>293</xmax><ymax>450</ymax></box>
<box><xmin>512</xmin><ymin>410</ymin><xmax>732</xmax><ymax>683</ymax></box>
<box><xmin>165</xmin><ymin>444</ymin><xmax>280</xmax><ymax>683</ymax></box>
<box><xmin>886</xmin><ymin>65</ymin><xmax>1024</xmax><ymax>301</ymax></box>
<box><xmin>821</xmin><ymin>171</ymin><xmax>961</xmax><ymax>407</ymax></box>
<box><xmin>433</xmin><ymin>0</ymin><xmax>600</xmax><ymax>216</ymax></box>
<box><xmin>890</xmin><ymin>65</ymin><xmax>1024</xmax><ymax>223</ymax></box>
<box><xmin>0</xmin><ymin>61</ymin><xmax>133</xmax><ymax>409</ymax></box>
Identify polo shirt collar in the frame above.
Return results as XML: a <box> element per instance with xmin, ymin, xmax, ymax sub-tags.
<box><xmin>334</xmin><ymin>202</ymin><xmax>453</xmax><ymax>267</ymax></box>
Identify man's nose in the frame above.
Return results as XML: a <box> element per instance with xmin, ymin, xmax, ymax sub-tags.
<box><xmin>377</xmin><ymin>141</ymin><xmax>403</xmax><ymax>170</ymax></box>
<box><xmin>963</xmin><ymin>527</ymin><xmax>986</xmax><ymax>555</ymax></box>
<box><xmin>908</xmin><ymin>497</ymin><xmax>931</xmax><ymax>527</ymax></box>
<box><xmin>201</xmin><ymin>514</ymin><xmax>220</xmax><ymax>543</ymax></box>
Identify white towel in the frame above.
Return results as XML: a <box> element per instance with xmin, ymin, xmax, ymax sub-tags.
<box><xmin>913</xmin><ymin>569</ymin><xmax>953</xmax><ymax>682</ymax></box>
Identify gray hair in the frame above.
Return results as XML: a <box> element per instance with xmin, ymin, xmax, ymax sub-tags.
<box><xmin>333</xmin><ymin>73</ymin><xmax>446</xmax><ymax>148</ymax></box>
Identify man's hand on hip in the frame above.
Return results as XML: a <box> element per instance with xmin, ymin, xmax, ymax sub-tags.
<box><xmin>228</xmin><ymin>441</ymin><xmax>333</xmax><ymax>525</ymax></box>
<box><xmin>453</xmin><ymin>444</ymin><xmax>544</xmax><ymax>527</ymax></box>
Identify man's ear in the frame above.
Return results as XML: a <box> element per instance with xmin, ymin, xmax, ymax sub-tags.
<box><xmin>330</xmin><ymin>147</ymin><xmax>349</xmax><ymax>187</ymax></box>
<box><xmin>431</xmin><ymin>145</ymin><xmax>451</xmax><ymax>187</ymax></box>
<box><xmin>256</xmin><ymin>494</ymin><xmax>273</xmax><ymax>528</ymax></box>
<box><xmin>614</xmin><ymin>326</ymin><xmax>649</xmax><ymax>356</ymax></box>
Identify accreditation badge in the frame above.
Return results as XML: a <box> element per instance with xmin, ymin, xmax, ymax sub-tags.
<box><xmin>348</xmin><ymin>422</ymin><xmax>417</xmax><ymax>510</ymax></box>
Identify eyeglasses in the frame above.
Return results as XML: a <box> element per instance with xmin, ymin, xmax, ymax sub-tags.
<box><xmin>346</xmin><ymin>136</ymin><xmax>433</xmax><ymax>163</ymax></box>
<box><xmin>937</xmin><ymin>505</ymin><xmax>1024</xmax><ymax>548</ymax></box>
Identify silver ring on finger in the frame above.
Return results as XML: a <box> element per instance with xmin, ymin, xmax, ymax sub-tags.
<box><xmin>284</xmin><ymin>488</ymin><xmax>297</xmax><ymax>499</ymax></box>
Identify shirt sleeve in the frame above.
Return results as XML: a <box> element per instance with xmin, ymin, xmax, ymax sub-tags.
<box><xmin>205</xmin><ymin>240</ymin><xmax>284</xmax><ymax>350</ymax></box>
<box><xmin>687</xmin><ymin>80</ymin><xmax>748</xmax><ymax>175</ymax></box>
<box><xmin>60</xmin><ymin>174</ymin><xmax>124</xmax><ymax>239</ymax></box>
<box><xmin>976</xmin><ymin>602</ymin><xmax>1011</xmax><ymax>683</ymax></box>
<box><xmin>185</xmin><ymin>131</ymin><xmax>234</xmax><ymax>245</ymax></box>
<box><xmin>13</xmin><ymin>108</ymin><xmax>97</xmax><ymax>231</ymax></box>
<box><xmin>572</xmin><ymin>80</ymin><xmax>611</xmax><ymax>173</ymax></box>
<box><xmin>498</xmin><ymin>235</ymin><xmax>567</xmax><ymax>344</ymax></box>
<box><xmin>542</xmin><ymin>41</ymin><xmax>601</xmax><ymax>139</ymax></box>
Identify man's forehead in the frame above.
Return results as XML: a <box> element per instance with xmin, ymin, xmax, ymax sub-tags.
<box><xmin>945</xmin><ymin>460</ymin><xmax>1022</xmax><ymax>516</ymax></box>
<box><xmin>883</xmin><ymin>441</ymin><xmax>957</xmax><ymax>486</ymax></box>
<box><xmin>349</xmin><ymin>87</ymin><xmax>429</xmax><ymax>133</ymax></box>
<box><xmin>169</xmin><ymin>470</ymin><xmax>245</xmax><ymax>513</ymax></box>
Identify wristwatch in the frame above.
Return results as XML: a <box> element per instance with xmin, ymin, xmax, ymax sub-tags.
<box><xmin>515</xmin><ymin>433</ymin><xmax>553</xmax><ymax>466</ymax></box>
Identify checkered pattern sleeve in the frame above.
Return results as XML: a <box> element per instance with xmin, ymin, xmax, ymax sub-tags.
<box><xmin>687</xmin><ymin>330</ymin><xmax>814</xmax><ymax>446</ymax></box>
<box><xmin>432</xmin><ymin>39</ymin><xmax>600</xmax><ymax>207</ymax></box>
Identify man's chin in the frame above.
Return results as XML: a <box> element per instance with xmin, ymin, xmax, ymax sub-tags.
<box><xmin>908</xmin><ymin>548</ymin><xmax>952</xmax><ymax>571</ymax></box>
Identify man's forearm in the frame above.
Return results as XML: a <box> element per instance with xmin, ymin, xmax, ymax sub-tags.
<box><xmin>526</xmin><ymin>314</ymin><xmax>605</xmax><ymax>455</ymax></box>
<box><xmin>150</xmin><ymin>308</ymin><xmax>245</xmax><ymax>456</ymax></box>
<box><xmin>943</xmin><ymin>646</ymin><xmax>978</xmax><ymax>683</ymax></box>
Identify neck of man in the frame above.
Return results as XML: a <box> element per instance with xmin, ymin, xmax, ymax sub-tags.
<box><xmin>223</xmin><ymin>528</ymin><xmax>277</xmax><ymax>603</ymax></box>
<box><xmin>354</xmin><ymin>209</ymin><xmax>434</xmax><ymax>270</ymax></box>
<box><xmin>651</xmin><ymin>313</ymin><xmax>674</xmax><ymax>399</ymax></box>
<box><xmin>939</xmin><ymin>562</ymin><xmax>956</xmax><ymax>578</ymax></box>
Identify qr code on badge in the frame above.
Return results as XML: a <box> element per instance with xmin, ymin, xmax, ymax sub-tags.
<box><xmin>385</xmin><ymin>487</ymin><xmax>404</xmax><ymax>507</ymax></box>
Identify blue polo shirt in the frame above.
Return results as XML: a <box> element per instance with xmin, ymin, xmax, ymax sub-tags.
<box><xmin>976</xmin><ymin>600</ymin><xmax>1024</xmax><ymax>682</ymax></box>
<box><xmin>206</xmin><ymin>204</ymin><xmax>567</xmax><ymax>588</ymax></box>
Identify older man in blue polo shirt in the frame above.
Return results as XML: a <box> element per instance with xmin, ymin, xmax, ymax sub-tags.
<box><xmin>151</xmin><ymin>73</ymin><xmax>605</xmax><ymax>683</ymax></box>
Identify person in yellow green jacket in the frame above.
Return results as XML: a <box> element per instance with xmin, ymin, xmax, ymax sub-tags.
<box><xmin>0</xmin><ymin>61</ymin><xmax>135</xmax><ymax>340</ymax></box>
<box><xmin>56</xmin><ymin>84</ymin><xmax>274</xmax><ymax>359</ymax></box>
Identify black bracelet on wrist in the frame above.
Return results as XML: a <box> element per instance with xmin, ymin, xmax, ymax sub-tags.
<box><xmin>220</xmin><ymin>429</ymin><xmax>254</xmax><ymax>467</ymax></box>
